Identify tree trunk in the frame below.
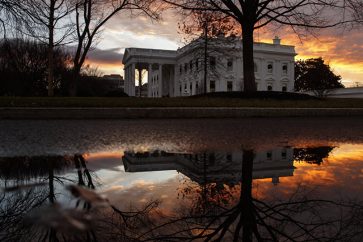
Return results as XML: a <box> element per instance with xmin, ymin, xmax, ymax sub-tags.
<box><xmin>242</xmin><ymin>24</ymin><xmax>257</xmax><ymax>92</ymax></box>
<box><xmin>204</xmin><ymin>21</ymin><xmax>208</xmax><ymax>94</ymax></box>
<box><xmin>69</xmin><ymin>67</ymin><xmax>81</xmax><ymax>97</ymax></box>
<box><xmin>241</xmin><ymin>150</ymin><xmax>255</xmax><ymax>242</ymax></box>
<box><xmin>47</xmin><ymin>32</ymin><xmax>54</xmax><ymax>96</ymax></box>
<box><xmin>47</xmin><ymin>1</ymin><xmax>55</xmax><ymax>97</ymax></box>
<box><xmin>47</xmin><ymin>45</ymin><xmax>54</xmax><ymax>96</ymax></box>
<box><xmin>48</xmin><ymin>166</ymin><xmax>55</xmax><ymax>203</ymax></box>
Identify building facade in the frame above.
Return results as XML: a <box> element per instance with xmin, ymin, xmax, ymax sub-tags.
<box><xmin>122</xmin><ymin>36</ymin><xmax>297</xmax><ymax>97</ymax></box>
<box><xmin>123</xmin><ymin>147</ymin><xmax>295</xmax><ymax>185</ymax></box>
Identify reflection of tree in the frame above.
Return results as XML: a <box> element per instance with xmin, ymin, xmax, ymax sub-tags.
<box><xmin>294</xmin><ymin>146</ymin><xmax>335</xmax><ymax>165</ymax></box>
<box><xmin>0</xmin><ymin>155</ymin><xmax>97</xmax><ymax>241</ymax></box>
<box><xmin>2</xmin><ymin>148</ymin><xmax>363</xmax><ymax>241</ymax></box>
<box><xmin>0</xmin><ymin>156</ymin><xmax>72</xmax><ymax>181</ymax></box>
<box><xmin>136</xmin><ymin>149</ymin><xmax>363</xmax><ymax>241</ymax></box>
<box><xmin>74</xmin><ymin>154</ymin><xmax>97</xmax><ymax>189</ymax></box>
<box><xmin>0</xmin><ymin>154</ymin><xmax>159</xmax><ymax>241</ymax></box>
<box><xmin>0</xmin><ymin>189</ymin><xmax>48</xmax><ymax>241</ymax></box>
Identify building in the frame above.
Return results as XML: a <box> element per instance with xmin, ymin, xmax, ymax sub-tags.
<box><xmin>122</xmin><ymin>36</ymin><xmax>297</xmax><ymax>97</ymax></box>
<box><xmin>103</xmin><ymin>74</ymin><xmax>124</xmax><ymax>91</ymax></box>
<box><xmin>122</xmin><ymin>147</ymin><xmax>295</xmax><ymax>185</ymax></box>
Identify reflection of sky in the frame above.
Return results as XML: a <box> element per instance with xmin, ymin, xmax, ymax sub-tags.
<box><xmin>1</xmin><ymin>143</ymin><xmax>363</xmax><ymax>212</ymax></box>
<box><xmin>254</xmin><ymin>144</ymin><xmax>363</xmax><ymax>203</ymax></box>
<box><xmin>87</xmin><ymin>144</ymin><xmax>363</xmax><ymax>212</ymax></box>
<box><xmin>84</xmin><ymin>152</ymin><xmax>178</xmax><ymax>193</ymax></box>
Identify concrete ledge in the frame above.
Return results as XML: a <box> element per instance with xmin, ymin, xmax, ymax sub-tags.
<box><xmin>1</xmin><ymin>107</ymin><xmax>363</xmax><ymax>119</ymax></box>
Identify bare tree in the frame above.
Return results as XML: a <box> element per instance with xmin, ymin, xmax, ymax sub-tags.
<box><xmin>69</xmin><ymin>0</ymin><xmax>161</xmax><ymax>96</ymax></box>
<box><xmin>135</xmin><ymin>149</ymin><xmax>363</xmax><ymax>241</ymax></box>
<box><xmin>0</xmin><ymin>1</ymin><xmax>25</xmax><ymax>38</ymax></box>
<box><xmin>20</xmin><ymin>0</ymin><xmax>74</xmax><ymax>97</ymax></box>
<box><xmin>166</xmin><ymin>0</ymin><xmax>361</xmax><ymax>93</ymax></box>
<box><xmin>179</xmin><ymin>12</ymin><xmax>241</xmax><ymax>94</ymax></box>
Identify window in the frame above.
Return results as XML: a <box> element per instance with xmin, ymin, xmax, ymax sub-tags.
<box><xmin>281</xmin><ymin>150</ymin><xmax>287</xmax><ymax>160</ymax></box>
<box><xmin>195</xmin><ymin>58</ymin><xmax>199</xmax><ymax>69</ymax></box>
<box><xmin>189</xmin><ymin>61</ymin><xmax>193</xmax><ymax>71</ymax></box>
<box><xmin>210</xmin><ymin>80</ymin><xmax>216</xmax><ymax>92</ymax></box>
<box><xmin>254</xmin><ymin>62</ymin><xmax>258</xmax><ymax>73</ymax></box>
<box><xmin>267</xmin><ymin>152</ymin><xmax>272</xmax><ymax>160</ymax></box>
<box><xmin>267</xmin><ymin>63</ymin><xmax>273</xmax><ymax>73</ymax></box>
<box><xmin>179</xmin><ymin>85</ymin><xmax>182</xmax><ymax>93</ymax></box>
<box><xmin>282</xmin><ymin>84</ymin><xmax>287</xmax><ymax>92</ymax></box>
<box><xmin>190</xmin><ymin>83</ymin><xmax>193</xmax><ymax>94</ymax></box>
<box><xmin>267</xmin><ymin>85</ymin><xmax>273</xmax><ymax>91</ymax></box>
<box><xmin>227</xmin><ymin>81</ymin><xmax>233</xmax><ymax>92</ymax></box>
<box><xmin>196</xmin><ymin>82</ymin><xmax>199</xmax><ymax>93</ymax></box>
<box><xmin>282</xmin><ymin>64</ymin><xmax>288</xmax><ymax>75</ymax></box>
<box><xmin>179</xmin><ymin>65</ymin><xmax>182</xmax><ymax>74</ymax></box>
<box><xmin>226</xmin><ymin>153</ymin><xmax>232</xmax><ymax>162</ymax></box>
<box><xmin>208</xmin><ymin>153</ymin><xmax>216</xmax><ymax>165</ymax></box>
<box><xmin>227</xmin><ymin>59</ymin><xmax>233</xmax><ymax>71</ymax></box>
<box><xmin>209</xmin><ymin>56</ymin><xmax>216</xmax><ymax>69</ymax></box>
<box><xmin>184</xmin><ymin>63</ymin><xmax>188</xmax><ymax>72</ymax></box>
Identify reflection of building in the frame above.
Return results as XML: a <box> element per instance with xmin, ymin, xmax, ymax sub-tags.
<box><xmin>123</xmin><ymin>148</ymin><xmax>295</xmax><ymax>185</ymax></box>
<box><xmin>122</xmin><ymin>36</ymin><xmax>296</xmax><ymax>97</ymax></box>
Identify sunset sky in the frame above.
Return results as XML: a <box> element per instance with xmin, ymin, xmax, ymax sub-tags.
<box><xmin>86</xmin><ymin>10</ymin><xmax>363</xmax><ymax>87</ymax></box>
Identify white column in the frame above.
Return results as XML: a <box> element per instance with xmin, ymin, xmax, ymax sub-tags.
<box><xmin>131</xmin><ymin>63</ymin><xmax>136</xmax><ymax>96</ymax></box>
<box><xmin>159</xmin><ymin>64</ymin><xmax>163</xmax><ymax>97</ymax></box>
<box><xmin>126</xmin><ymin>66</ymin><xmax>130</xmax><ymax>95</ymax></box>
<box><xmin>173</xmin><ymin>65</ymin><xmax>178</xmax><ymax>97</ymax></box>
<box><xmin>124</xmin><ymin>66</ymin><xmax>128</xmax><ymax>95</ymax></box>
<box><xmin>123</xmin><ymin>66</ymin><xmax>127</xmax><ymax>94</ymax></box>
<box><xmin>148</xmin><ymin>64</ymin><xmax>152</xmax><ymax>97</ymax></box>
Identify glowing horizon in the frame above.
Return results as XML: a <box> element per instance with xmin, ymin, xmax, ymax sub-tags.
<box><xmin>85</xmin><ymin>14</ymin><xmax>363</xmax><ymax>88</ymax></box>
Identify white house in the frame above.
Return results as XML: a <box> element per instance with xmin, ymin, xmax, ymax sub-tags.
<box><xmin>122</xmin><ymin>36</ymin><xmax>297</xmax><ymax>97</ymax></box>
<box><xmin>123</xmin><ymin>147</ymin><xmax>295</xmax><ymax>185</ymax></box>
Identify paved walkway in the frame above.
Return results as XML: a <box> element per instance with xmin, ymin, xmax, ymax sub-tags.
<box><xmin>1</xmin><ymin>107</ymin><xmax>363</xmax><ymax>119</ymax></box>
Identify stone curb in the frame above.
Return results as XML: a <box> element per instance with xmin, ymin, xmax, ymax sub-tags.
<box><xmin>1</xmin><ymin>107</ymin><xmax>363</xmax><ymax>119</ymax></box>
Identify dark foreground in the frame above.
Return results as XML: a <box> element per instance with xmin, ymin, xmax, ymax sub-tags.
<box><xmin>1</xmin><ymin>118</ymin><xmax>363</xmax><ymax>241</ymax></box>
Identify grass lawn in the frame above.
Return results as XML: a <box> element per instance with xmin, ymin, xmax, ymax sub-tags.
<box><xmin>1</xmin><ymin>96</ymin><xmax>363</xmax><ymax>108</ymax></box>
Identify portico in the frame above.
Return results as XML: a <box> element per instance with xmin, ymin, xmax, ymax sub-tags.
<box><xmin>122</xmin><ymin>48</ymin><xmax>177</xmax><ymax>97</ymax></box>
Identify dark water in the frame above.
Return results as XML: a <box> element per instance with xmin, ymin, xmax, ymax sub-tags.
<box><xmin>1</xmin><ymin>118</ymin><xmax>363</xmax><ymax>241</ymax></box>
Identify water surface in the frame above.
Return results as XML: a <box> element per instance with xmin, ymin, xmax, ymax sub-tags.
<box><xmin>1</xmin><ymin>118</ymin><xmax>363</xmax><ymax>241</ymax></box>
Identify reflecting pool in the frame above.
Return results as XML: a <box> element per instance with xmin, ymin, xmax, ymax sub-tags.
<box><xmin>1</xmin><ymin>118</ymin><xmax>363</xmax><ymax>241</ymax></box>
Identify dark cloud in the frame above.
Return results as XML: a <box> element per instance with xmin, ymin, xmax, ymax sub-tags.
<box><xmin>104</xmin><ymin>9</ymin><xmax>181</xmax><ymax>44</ymax></box>
<box><xmin>81</xmin><ymin>9</ymin><xmax>362</xmax><ymax>83</ymax></box>
<box><xmin>86</xmin><ymin>47</ymin><xmax>124</xmax><ymax>65</ymax></box>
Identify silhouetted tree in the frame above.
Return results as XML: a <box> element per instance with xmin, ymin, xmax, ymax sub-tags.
<box><xmin>69</xmin><ymin>0</ymin><xmax>161</xmax><ymax>96</ymax></box>
<box><xmin>294</xmin><ymin>146</ymin><xmax>335</xmax><ymax>165</ymax></box>
<box><xmin>20</xmin><ymin>0</ymin><xmax>74</xmax><ymax>96</ymax></box>
<box><xmin>135</xmin><ymin>149</ymin><xmax>363</xmax><ymax>241</ymax></box>
<box><xmin>295</xmin><ymin>58</ymin><xmax>344</xmax><ymax>97</ymax></box>
<box><xmin>0</xmin><ymin>39</ymin><xmax>72</xmax><ymax>96</ymax></box>
<box><xmin>0</xmin><ymin>1</ymin><xmax>23</xmax><ymax>37</ymax></box>
<box><xmin>165</xmin><ymin>0</ymin><xmax>360</xmax><ymax>93</ymax></box>
<box><xmin>178</xmin><ymin>11</ymin><xmax>240</xmax><ymax>94</ymax></box>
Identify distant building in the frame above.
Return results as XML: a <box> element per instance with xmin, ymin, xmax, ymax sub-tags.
<box><xmin>325</xmin><ymin>87</ymin><xmax>363</xmax><ymax>98</ymax></box>
<box><xmin>103</xmin><ymin>74</ymin><xmax>124</xmax><ymax>91</ymax></box>
<box><xmin>122</xmin><ymin>36</ymin><xmax>296</xmax><ymax>97</ymax></box>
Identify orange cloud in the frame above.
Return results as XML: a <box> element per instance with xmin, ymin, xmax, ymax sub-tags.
<box><xmin>89</xmin><ymin>12</ymin><xmax>363</xmax><ymax>85</ymax></box>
